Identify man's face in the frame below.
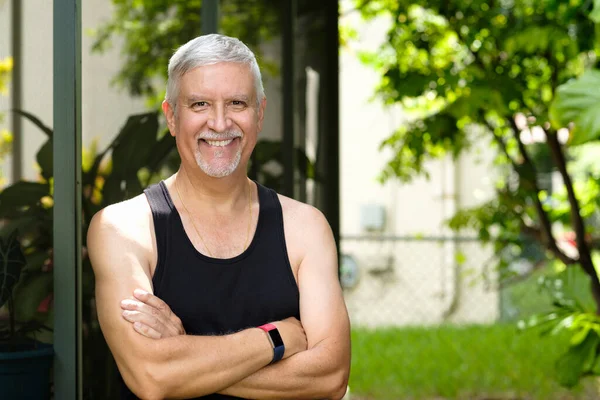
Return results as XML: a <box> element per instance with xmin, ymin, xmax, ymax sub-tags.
<box><xmin>163</xmin><ymin>62</ymin><xmax>266</xmax><ymax>178</ymax></box>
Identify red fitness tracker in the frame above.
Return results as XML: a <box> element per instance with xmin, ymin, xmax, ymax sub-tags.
<box><xmin>258</xmin><ymin>323</ymin><xmax>285</xmax><ymax>363</ymax></box>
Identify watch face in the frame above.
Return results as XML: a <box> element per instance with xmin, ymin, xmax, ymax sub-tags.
<box><xmin>269</xmin><ymin>328</ymin><xmax>284</xmax><ymax>348</ymax></box>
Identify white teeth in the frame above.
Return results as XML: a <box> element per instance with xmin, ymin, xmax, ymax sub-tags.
<box><xmin>205</xmin><ymin>139</ymin><xmax>233</xmax><ymax>147</ymax></box>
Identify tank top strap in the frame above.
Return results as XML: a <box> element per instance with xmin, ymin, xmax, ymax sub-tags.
<box><xmin>255</xmin><ymin>182</ymin><xmax>278</xmax><ymax>229</ymax></box>
<box><xmin>254</xmin><ymin>182</ymin><xmax>289</xmax><ymax>262</ymax></box>
<box><xmin>143</xmin><ymin>181</ymin><xmax>174</xmax><ymax>290</ymax></box>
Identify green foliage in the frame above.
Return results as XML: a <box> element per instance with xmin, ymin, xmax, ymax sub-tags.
<box><xmin>550</xmin><ymin>70</ymin><xmax>600</xmax><ymax>145</ymax></box>
<box><xmin>521</xmin><ymin>268</ymin><xmax>600</xmax><ymax>387</ymax></box>
<box><xmin>0</xmin><ymin>231</ymin><xmax>26</xmax><ymax>309</ymax></box>
<box><xmin>357</xmin><ymin>0</ymin><xmax>597</xmax><ymax>178</ymax></box>
<box><xmin>591</xmin><ymin>0</ymin><xmax>600</xmax><ymax>23</ymax></box>
<box><xmin>0</xmin><ymin>231</ymin><xmax>28</xmax><ymax>344</ymax></box>
<box><xmin>91</xmin><ymin>0</ymin><xmax>281</xmax><ymax>102</ymax></box>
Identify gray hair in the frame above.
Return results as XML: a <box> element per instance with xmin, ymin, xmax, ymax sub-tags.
<box><xmin>165</xmin><ymin>34</ymin><xmax>265</xmax><ymax>113</ymax></box>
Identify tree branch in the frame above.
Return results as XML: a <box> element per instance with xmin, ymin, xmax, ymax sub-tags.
<box><xmin>479</xmin><ymin>114</ymin><xmax>576</xmax><ymax>264</ymax></box>
<box><xmin>504</xmin><ymin>117</ymin><xmax>576</xmax><ymax>265</ymax></box>
<box><xmin>482</xmin><ymin>118</ymin><xmax>517</xmax><ymax>166</ymax></box>
<box><xmin>544</xmin><ymin>131</ymin><xmax>587</xmax><ymax>249</ymax></box>
<box><xmin>545</xmin><ymin>129</ymin><xmax>600</xmax><ymax>313</ymax></box>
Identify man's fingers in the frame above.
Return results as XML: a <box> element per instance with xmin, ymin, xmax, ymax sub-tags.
<box><xmin>131</xmin><ymin>289</ymin><xmax>185</xmax><ymax>335</ymax></box>
<box><xmin>122</xmin><ymin>309</ymin><xmax>165</xmax><ymax>335</ymax></box>
<box><xmin>133</xmin><ymin>289</ymin><xmax>172</xmax><ymax>317</ymax></box>
<box><xmin>120</xmin><ymin>299</ymin><xmax>143</xmax><ymax>311</ymax></box>
<box><xmin>133</xmin><ymin>321</ymin><xmax>162</xmax><ymax>339</ymax></box>
<box><xmin>121</xmin><ymin>304</ymin><xmax>183</xmax><ymax>337</ymax></box>
<box><xmin>122</xmin><ymin>299</ymin><xmax>170</xmax><ymax>324</ymax></box>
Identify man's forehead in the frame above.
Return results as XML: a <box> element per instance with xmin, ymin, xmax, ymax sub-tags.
<box><xmin>184</xmin><ymin>93</ymin><xmax>253</xmax><ymax>102</ymax></box>
<box><xmin>184</xmin><ymin>62</ymin><xmax>253</xmax><ymax>78</ymax></box>
<box><xmin>180</xmin><ymin>63</ymin><xmax>256</xmax><ymax>95</ymax></box>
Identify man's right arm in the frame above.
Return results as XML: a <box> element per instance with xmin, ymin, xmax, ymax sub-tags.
<box><xmin>88</xmin><ymin>201</ymin><xmax>306</xmax><ymax>399</ymax></box>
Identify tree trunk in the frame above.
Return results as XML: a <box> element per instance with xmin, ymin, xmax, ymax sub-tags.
<box><xmin>546</xmin><ymin>131</ymin><xmax>600</xmax><ymax>314</ymax></box>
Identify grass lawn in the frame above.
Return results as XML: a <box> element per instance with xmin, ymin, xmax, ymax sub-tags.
<box><xmin>349</xmin><ymin>324</ymin><xmax>596</xmax><ymax>400</ymax></box>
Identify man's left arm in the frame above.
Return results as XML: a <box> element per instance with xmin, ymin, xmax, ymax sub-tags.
<box><xmin>219</xmin><ymin>207</ymin><xmax>351</xmax><ymax>399</ymax></box>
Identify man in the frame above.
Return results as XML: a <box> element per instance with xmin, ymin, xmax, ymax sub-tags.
<box><xmin>88</xmin><ymin>34</ymin><xmax>351</xmax><ymax>400</ymax></box>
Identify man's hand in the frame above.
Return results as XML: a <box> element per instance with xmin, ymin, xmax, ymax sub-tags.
<box><xmin>120</xmin><ymin>288</ymin><xmax>186</xmax><ymax>339</ymax></box>
<box><xmin>271</xmin><ymin>317</ymin><xmax>307</xmax><ymax>359</ymax></box>
<box><xmin>122</xmin><ymin>289</ymin><xmax>308</xmax><ymax>359</ymax></box>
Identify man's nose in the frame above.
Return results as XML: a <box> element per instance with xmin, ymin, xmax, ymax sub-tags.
<box><xmin>207</xmin><ymin>106</ymin><xmax>232</xmax><ymax>132</ymax></box>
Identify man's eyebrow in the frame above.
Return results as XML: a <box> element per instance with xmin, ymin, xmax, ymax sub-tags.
<box><xmin>185</xmin><ymin>95</ymin><xmax>206</xmax><ymax>103</ymax></box>
<box><xmin>229</xmin><ymin>94</ymin><xmax>251</xmax><ymax>102</ymax></box>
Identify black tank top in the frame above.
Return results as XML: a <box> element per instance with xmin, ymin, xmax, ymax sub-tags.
<box><xmin>119</xmin><ymin>180</ymin><xmax>300</xmax><ymax>399</ymax></box>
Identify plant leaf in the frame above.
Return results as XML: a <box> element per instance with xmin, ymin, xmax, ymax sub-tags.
<box><xmin>101</xmin><ymin>112</ymin><xmax>159</xmax><ymax>205</ymax></box>
<box><xmin>591</xmin><ymin>0</ymin><xmax>600</xmax><ymax>23</ymax></box>
<box><xmin>12</xmin><ymin>271</ymin><xmax>53</xmax><ymax>323</ymax></box>
<box><xmin>0</xmin><ymin>181</ymin><xmax>49</xmax><ymax>218</ymax></box>
<box><xmin>0</xmin><ymin>231</ymin><xmax>27</xmax><ymax>309</ymax></box>
<box><xmin>12</xmin><ymin>109</ymin><xmax>53</xmax><ymax>137</ymax></box>
<box><xmin>36</xmin><ymin>139</ymin><xmax>53</xmax><ymax>180</ymax></box>
<box><xmin>549</xmin><ymin>69</ymin><xmax>600</xmax><ymax>145</ymax></box>
<box><xmin>555</xmin><ymin>332</ymin><xmax>600</xmax><ymax>387</ymax></box>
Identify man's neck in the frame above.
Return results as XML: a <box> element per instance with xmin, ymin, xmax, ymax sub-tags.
<box><xmin>171</xmin><ymin>166</ymin><xmax>250</xmax><ymax>214</ymax></box>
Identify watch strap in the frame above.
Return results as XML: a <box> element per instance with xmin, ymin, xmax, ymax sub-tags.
<box><xmin>258</xmin><ymin>323</ymin><xmax>285</xmax><ymax>363</ymax></box>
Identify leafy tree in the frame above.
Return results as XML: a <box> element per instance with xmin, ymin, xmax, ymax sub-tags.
<box><xmin>355</xmin><ymin>0</ymin><xmax>600</xmax><ymax>306</ymax></box>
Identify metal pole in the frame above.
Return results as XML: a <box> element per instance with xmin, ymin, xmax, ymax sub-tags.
<box><xmin>201</xmin><ymin>0</ymin><xmax>220</xmax><ymax>35</ymax></box>
<box><xmin>10</xmin><ymin>0</ymin><xmax>22</xmax><ymax>181</ymax></box>
<box><xmin>324</xmin><ymin>1</ymin><xmax>340</xmax><ymax>252</ymax></box>
<box><xmin>53</xmin><ymin>0</ymin><xmax>82</xmax><ymax>398</ymax></box>
<box><xmin>282</xmin><ymin>0</ymin><xmax>296</xmax><ymax>198</ymax></box>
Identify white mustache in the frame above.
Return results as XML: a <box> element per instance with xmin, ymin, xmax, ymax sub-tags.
<box><xmin>198</xmin><ymin>130</ymin><xmax>242</xmax><ymax>140</ymax></box>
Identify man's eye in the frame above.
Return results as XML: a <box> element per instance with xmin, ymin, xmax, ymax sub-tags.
<box><xmin>192</xmin><ymin>101</ymin><xmax>207</xmax><ymax>107</ymax></box>
<box><xmin>232</xmin><ymin>100</ymin><xmax>246</xmax><ymax>107</ymax></box>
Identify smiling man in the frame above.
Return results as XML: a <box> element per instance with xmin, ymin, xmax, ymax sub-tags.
<box><xmin>87</xmin><ymin>34</ymin><xmax>350</xmax><ymax>400</ymax></box>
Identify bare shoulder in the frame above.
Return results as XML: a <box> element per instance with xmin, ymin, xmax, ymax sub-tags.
<box><xmin>87</xmin><ymin>194</ymin><xmax>154</xmax><ymax>275</ymax></box>
<box><xmin>276</xmin><ymin>194</ymin><xmax>336</xmax><ymax>270</ymax></box>
<box><xmin>277</xmin><ymin>194</ymin><xmax>332</xmax><ymax>237</ymax></box>
<box><xmin>88</xmin><ymin>194</ymin><xmax>151</xmax><ymax>238</ymax></box>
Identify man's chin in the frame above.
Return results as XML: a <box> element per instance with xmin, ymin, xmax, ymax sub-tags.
<box><xmin>196</xmin><ymin>162</ymin><xmax>239</xmax><ymax>178</ymax></box>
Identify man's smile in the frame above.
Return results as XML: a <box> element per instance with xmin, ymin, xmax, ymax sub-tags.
<box><xmin>198</xmin><ymin>136</ymin><xmax>240</xmax><ymax>148</ymax></box>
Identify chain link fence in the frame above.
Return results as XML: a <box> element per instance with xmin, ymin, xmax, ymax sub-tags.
<box><xmin>340</xmin><ymin>235</ymin><xmax>499</xmax><ymax>328</ymax></box>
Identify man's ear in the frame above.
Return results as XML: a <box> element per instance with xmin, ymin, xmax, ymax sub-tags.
<box><xmin>162</xmin><ymin>100</ymin><xmax>176</xmax><ymax>137</ymax></box>
<box><xmin>257</xmin><ymin>97</ymin><xmax>267</xmax><ymax>133</ymax></box>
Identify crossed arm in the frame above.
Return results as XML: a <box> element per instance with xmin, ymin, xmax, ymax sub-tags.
<box><xmin>89</xmin><ymin>199</ymin><xmax>350</xmax><ymax>399</ymax></box>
